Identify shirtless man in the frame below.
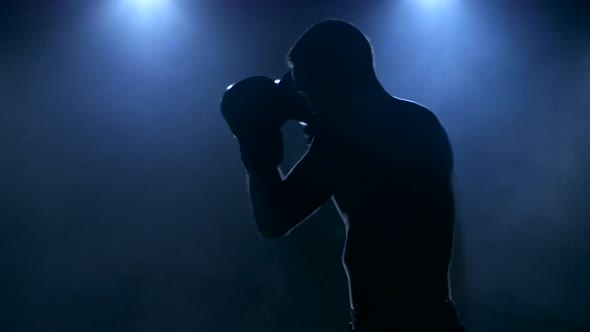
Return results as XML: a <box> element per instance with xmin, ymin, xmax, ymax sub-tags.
<box><xmin>221</xmin><ymin>19</ymin><xmax>465</xmax><ymax>331</ymax></box>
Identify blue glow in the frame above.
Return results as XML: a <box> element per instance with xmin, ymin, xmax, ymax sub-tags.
<box><xmin>274</xmin><ymin>79</ymin><xmax>281</xmax><ymax>84</ymax></box>
<box><xmin>119</xmin><ymin>0</ymin><xmax>172</xmax><ymax>19</ymax></box>
<box><xmin>135</xmin><ymin>0</ymin><xmax>164</xmax><ymax>4</ymax></box>
<box><xmin>128</xmin><ymin>0</ymin><xmax>166</xmax><ymax>9</ymax></box>
<box><xmin>93</xmin><ymin>0</ymin><xmax>191</xmax><ymax>70</ymax></box>
<box><xmin>99</xmin><ymin>0</ymin><xmax>186</xmax><ymax>34</ymax></box>
<box><xmin>415</xmin><ymin>0</ymin><xmax>452</xmax><ymax>9</ymax></box>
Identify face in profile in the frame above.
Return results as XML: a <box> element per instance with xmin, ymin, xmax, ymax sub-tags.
<box><xmin>290</xmin><ymin>64</ymin><xmax>338</xmax><ymax>107</ymax></box>
<box><xmin>290</xmin><ymin>66</ymin><xmax>309</xmax><ymax>97</ymax></box>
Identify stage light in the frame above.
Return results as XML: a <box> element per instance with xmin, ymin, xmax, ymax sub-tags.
<box><xmin>415</xmin><ymin>0</ymin><xmax>451</xmax><ymax>9</ymax></box>
<box><xmin>274</xmin><ymin>79</ymin><xmax>281</xmax><ymax>84</ymax></box>
<box><xmin>123</xmin><ymin>0</ymin><xmax>168</xmax><ymax>15</ymax></box>
<box><xmin>130</xmin><ymin>0</ymin><xmax>166</xmax><ymax>7</ymax></box>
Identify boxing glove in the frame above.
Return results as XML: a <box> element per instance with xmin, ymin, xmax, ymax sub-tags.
<box><xmin>276</xmin><ymin>71</ymin><xmax>318</xmax><ymax>144</ymax></box>
<box><xmin>220</xmin><ymin>76</ymin><xmax>286</xmax><ymax>171</ymax></box>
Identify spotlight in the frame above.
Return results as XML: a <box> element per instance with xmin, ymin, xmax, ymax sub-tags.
<box><xmin>125</xmin><ymin>0</ymin><xmax>167</xmax><ymax>13</ymax></box>
<box><xmin>416</xmin><ymin>0</ymin><xmax>450</xmax><ymax>9</ymax></box>
<box><xmin>132</xmin><ymin>0</ymin><xmax>165</xmax><ymax>6</ymax></box>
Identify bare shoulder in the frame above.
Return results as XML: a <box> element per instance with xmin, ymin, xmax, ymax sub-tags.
<box><xmin>391</xmin><ymin>97</ymin><xmax>441</xmax><ymax>125</ymax></box>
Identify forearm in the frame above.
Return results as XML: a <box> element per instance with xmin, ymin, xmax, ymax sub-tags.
<box><xmin>246</xmin><ymin>167</ymin><xmax>289</xmax><ymax>238</ymax></box>
<box><xmin>220</xmin><ymin>74</ymin><xmax>326</xmax><ymax>237</ymax></box>
<box><xmin>242</xmin><ymin>136</ymin><xmax>332</xmax><ymax>239</ymax></box>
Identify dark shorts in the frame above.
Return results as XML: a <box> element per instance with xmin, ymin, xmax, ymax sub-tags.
<box><xmin>349</xmin><ymin>300</ymin><xmax>466</xmax><ymax>332</ymax></box>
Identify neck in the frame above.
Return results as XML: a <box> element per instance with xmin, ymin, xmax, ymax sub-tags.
<box><xmin>323</xmin><ymin>77</ymin><xmax>385</xmax><ymax>107</ymax></box>
<box><xmin>312</xmin><ymin>78</ymin><xmax>386</xmax><ymax>127</ymax></box>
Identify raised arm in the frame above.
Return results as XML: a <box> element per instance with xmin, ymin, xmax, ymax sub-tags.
<box><xmin>246</xmin><ymin>136</ymin><xmax>333</xmax><ymax>239</ymax></box>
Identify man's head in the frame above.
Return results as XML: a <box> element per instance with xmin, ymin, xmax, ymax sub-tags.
<box><xmin>287</xmin><ymin>19</ymin><xmax>376</xmax><ymax>101</ymax></box>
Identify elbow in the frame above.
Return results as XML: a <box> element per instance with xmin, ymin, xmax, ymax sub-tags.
<box><xmin>258</xmin><ymin>227</ymin><xmax>287</xmax><ymax>240</ymax></box>
<box><xmin>254</xmin><ymin>214</ymin><xmax>291</xmax><ymax>239</ymax></box>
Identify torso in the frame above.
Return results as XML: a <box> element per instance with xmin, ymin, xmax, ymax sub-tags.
<box><xmin>321</xmin><ymin>95</ymin><xmax>456</xmax><ymax>310</ymax></box>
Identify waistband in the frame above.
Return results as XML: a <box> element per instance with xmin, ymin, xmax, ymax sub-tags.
<box><xmin>349</xmin><ymin>300</ymin><xmax>465</xmax><ymax>331</ymax></box>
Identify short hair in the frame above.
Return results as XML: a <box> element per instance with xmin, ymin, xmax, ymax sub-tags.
<box><xmin>287</xmin><ymin>19</ymin><xmax>375</xmax><ymax>78</ymax></box>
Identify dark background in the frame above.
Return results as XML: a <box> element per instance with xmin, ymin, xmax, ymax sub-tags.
<box><xmin>1</xmin><ymin>0</ymin><xmax>589</xmax><ymax>331</ymax></box>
